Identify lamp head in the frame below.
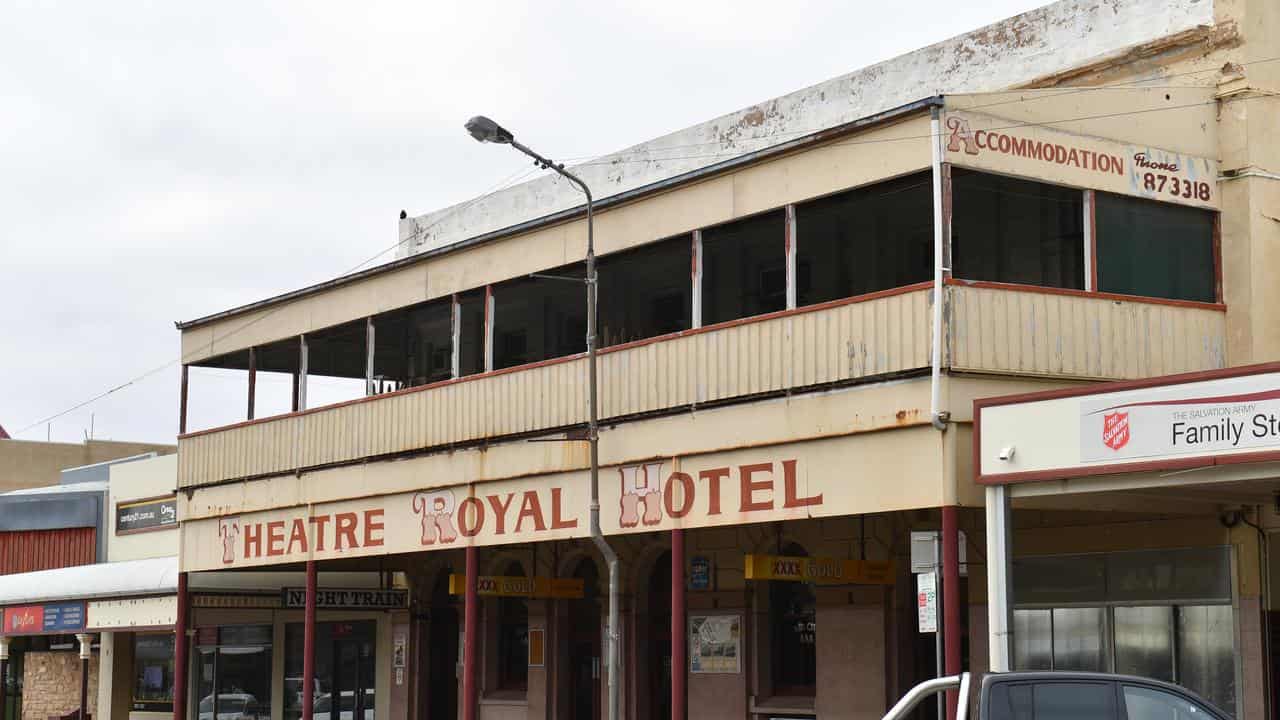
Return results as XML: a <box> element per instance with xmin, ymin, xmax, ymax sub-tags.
<box><xmin>465</xmin><ymin>116</ymin><xmax>514</xmax><ymax>145</ymax></box>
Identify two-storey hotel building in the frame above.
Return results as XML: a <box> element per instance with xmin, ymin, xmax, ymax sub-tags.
<box><xmin>169</xmin><ymin>0</ymin><xmax>1280</xmax><ymax>719</ymax></box>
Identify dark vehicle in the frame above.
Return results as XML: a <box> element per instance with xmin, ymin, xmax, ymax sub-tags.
<box><xmin>886</xmin><ymin>672</ymin><xmax>1231</xmax><ymax>720</ymax></box>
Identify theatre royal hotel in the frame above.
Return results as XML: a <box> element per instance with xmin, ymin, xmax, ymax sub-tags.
<box><xmin>166</xmin><ymin>1</ymin><xmax>1280</xmax><ymax>720</ymax></box>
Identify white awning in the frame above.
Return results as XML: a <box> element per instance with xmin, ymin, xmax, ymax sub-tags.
<box><xmin>0</xmin><ymin>556</ymin><xmax>177</xmax><ymax>605</ymax></box>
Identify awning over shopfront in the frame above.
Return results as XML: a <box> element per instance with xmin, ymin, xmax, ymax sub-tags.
<box><xmin>0</xmin><ymin>555</ymin><xmax>176</xmax><ymax>606</ymax></box>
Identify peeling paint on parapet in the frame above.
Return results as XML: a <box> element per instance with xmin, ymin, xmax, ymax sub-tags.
<box><xmin>399</xmin><ymin>0</ymin><xmax>1215</xmax><ymax>259</ymax></box>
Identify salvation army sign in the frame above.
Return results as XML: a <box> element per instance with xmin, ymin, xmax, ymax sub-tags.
<box><xmin>1080</xmin><ymin>375</ymin><xmax>1280</xmax><ymax>463</ymax></box>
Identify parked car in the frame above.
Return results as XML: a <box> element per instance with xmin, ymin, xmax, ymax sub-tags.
<box><xmin>197</xmin><ymin>693</ymin><xmax>262</xmax><ymax>720</ymax></box>
<box><xmin>310</xmin><ymin>689</ymin><xmax>375</xmax><ymax>720</ymax></box>
<box><xmin>886</xmin><ymin>672</ymin><xmax>1230</xmax><ymax>720</ymax></box>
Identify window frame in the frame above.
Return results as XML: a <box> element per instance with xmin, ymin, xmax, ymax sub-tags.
<box><xmin>132</xmin><ymin>631</ymin><xmax>177</xmax><ymax>713</ymax></box>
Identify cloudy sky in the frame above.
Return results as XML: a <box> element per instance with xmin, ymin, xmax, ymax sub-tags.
<box><xmin>1</xmin><ymin>0</ymin><xmax>1047</xmax><ymax>444</ymax></box>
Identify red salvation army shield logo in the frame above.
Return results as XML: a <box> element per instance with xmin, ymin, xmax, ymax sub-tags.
<box><xmin>1102</xmin><ymin>411</ymin><xmax>1130</xmax><ymax>451</ymax></box>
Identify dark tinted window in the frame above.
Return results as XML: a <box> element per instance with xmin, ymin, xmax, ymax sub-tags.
<box><xmin>457</xmin><ymin>290</ymin><xmax>486</xmax><ymax>376</ymax></box>
<box><xmin>795</xmin><ymin>172</ymin><xmax>933</xmax><ymax>306</ymax></box>
<box><xmin>1035</xmin><ymin>682</ymin><xmax>1116</xmax><ymax>720</ymax></box>
<box><xmin>988</xmin><ymin>682</ymin><xmax>1033</xmax><ymax>720</ymax></box>
<box><xmin>1095</xmin><ymin>193</ymin><xmax>1215</xmax><ymax>302</ymax></box>
<box><xmin>597</xmin><ymin>235</ymin><xmax>691</xmax><ymax>346</ymax></box>
<box><xmin>702</xmin><ymin>210</ymin><xmax>786</xmax><ymax>324</ymax></box>
<box><xmin>497</xmin><ymin>562</ymin><xmax>529</xmax><ymax>690</ymax></box>
<box><xmin>769</xmin><ymin>542</ymin><xmax>816</xmax><ymax>695</ymax></box>
<box><xmin>952</xmin><ymin>169</ymin><xmax>1084</xmax><ymax>289</ymax></box>
<box><xmin>402</xmin><ymin>300</ymin><xmax>453</xmax><ymax>386</ymax></box>
<box><xmin>492</xmin><ymin>266</ymin><xmax>587</xmax><ymax>369</ymax></box>
<box><xmin>1123</xmin><ymin>685</ymin><xmax>1215</xmax><ymax>720</ymax></box>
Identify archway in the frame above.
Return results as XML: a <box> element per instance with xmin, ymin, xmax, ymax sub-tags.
<box><xmin>646</xmin><ymin>550</ymin><xmax>673</xmax><ymax>720</ymax></box>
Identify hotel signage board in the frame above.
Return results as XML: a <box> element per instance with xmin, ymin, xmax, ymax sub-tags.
<box><xmin>944</xmin><ymin>109</ymin><xmax>1218</xmax><ymax>210</ymax></box>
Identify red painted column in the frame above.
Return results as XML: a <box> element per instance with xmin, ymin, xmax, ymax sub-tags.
<box><xmin>463</xmin><ymin>545</ymin><xmax>479</xmax><ymax>720</ymax></box>
<box><xmin>303</xmin><ymin>561</ymin><xmax>317</xmax><ymax>720</ymax></box>
<box><xmin>174</xmin><ymin>572</ymin><xmax>188</xmax><ymax>720</ymax></box>
<box><xmin>671</xmin><ymin>529</ymin><xmax>686</xmax><ymax>720</ymax></box>
<box><xmin>942</xmin><ymin>506</ymin><xmax>962</xmax><ymax>720</ymax></box>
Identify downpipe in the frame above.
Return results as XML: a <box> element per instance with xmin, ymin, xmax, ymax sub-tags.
<box><xmin>929</xmin><ymin>107</ymin><xmax>949</xmax><ymax>432</ymax></box>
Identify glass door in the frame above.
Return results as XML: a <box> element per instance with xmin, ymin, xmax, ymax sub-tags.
<box><xmin>285</xmin><ymin>621</ymin><xmax>376</xmax><ymax>720</ymax></box>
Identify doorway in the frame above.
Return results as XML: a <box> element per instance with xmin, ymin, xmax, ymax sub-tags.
<box><xmin>426</xmin><ymin>573</ymin><xmax>458</xmax><ymax>720</ymax></box>
<box><xmin>284</xmin><ymin>621</ymin><xmax>377</xmax><ymax>720</ymax></box>
<box><xmin>648</xmin><ymin>551</ymin><xmax>672</xmax><ymax>720</ymax></box>
<box><xmin>568</xmin><ymin>559</ymin><xmax>601</xmax><ymax>720</ymax></box>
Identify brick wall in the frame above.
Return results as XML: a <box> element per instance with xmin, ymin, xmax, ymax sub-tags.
<box><xmin>21</xmin><ymin>652</ymin><xmax>99</xmax><ymax>720</ymax></box>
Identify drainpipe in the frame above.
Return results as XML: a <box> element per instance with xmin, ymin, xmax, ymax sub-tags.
<box><xmin>580</xmin><ymin>186</ymin><xmax>622</xmax><ymax>720</ymax></box>
<box><xmin>929</xmin><ymin>106</ymin><xmax>949</xmax><ymax>432</ymax></box>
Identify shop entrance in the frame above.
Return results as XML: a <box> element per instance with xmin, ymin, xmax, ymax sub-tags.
<box><xmin>426</xmin><ymin>574</ymin><xmax>458</xmax><ymax>720</ymax></box>
<box><xmin>647</xmin><ymin>551</ymin><xmax>672</xmax><ymax>720</ymax></box>
<box><xmin>285</xmin><ymin>620</ymin><xmax>377</xmax><ymax>720</ymax></box>
<box><xmin>568</xmin><ymin>559</ymin><xmax>601</xmax><ymax>720</ymax></box>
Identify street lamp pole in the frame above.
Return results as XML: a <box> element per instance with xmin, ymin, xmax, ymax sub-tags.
<box><xmin>465</xmin><ymin>116</ymin><xmax>620</xmax><ymax>720</ymax></box>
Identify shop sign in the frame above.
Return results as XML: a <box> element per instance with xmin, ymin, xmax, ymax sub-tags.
<box><xmin>689</xmin><ymin>614</ymin><xmax>740</xmax><ymax>673</ymax></box>
<box><xmin>744</xmin><ymin>553</ymin><xmax>893</xmax><ymax>585</ymax></box>
<box><xmin>2</xmin><ymin>601</ymin><xmax>86</xmax><ymax>635</ymax></box>
<box><xmin>944</xmin><ymin>109</ymin><xmax>1217</xmax><ymax>210</ymax></box>
<box><xmin>917</xmin><ymin>572</ymin><xmax>938</xmax><ymax>633</ymax></box>
<box><xmin>1081</xmin><ymin>375</ymin><xmax>1280</xmax><ymax>463</ymax></box>
<box><xmin>447</xmin><ymin>574</ymin><xmax>584</xmax><ymax>599</ymax></box>
<box><xmin>116</xmin><ymin>495</ymin><xmax>177</xmax><ymax>534</ymax></box>
<box><xmin>280</xmin><ymin>587</ymin><xmax>408</xmax><ymax>609</ymax></box>
<box><xmin>689</xmin><ymin>556</ymin><xmax>712</xmax><ymax>591</ymax></box>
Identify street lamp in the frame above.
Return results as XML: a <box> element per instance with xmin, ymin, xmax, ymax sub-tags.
<box><xmin>465</xmin><ymin>116</ymin><xmax>620</xmax><ymax>720</ymax></box>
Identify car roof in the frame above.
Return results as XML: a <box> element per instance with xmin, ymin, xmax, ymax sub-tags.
<box><xmin>980</xmin><ymin>672</ymin><xmax>1229</xmax><ymax>717</ymax></box>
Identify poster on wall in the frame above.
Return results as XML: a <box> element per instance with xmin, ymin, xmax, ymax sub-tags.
<box><xmin>689</xmin><ymin>614</ymin><xmax>740</xmax><ymax>674</ymax></box>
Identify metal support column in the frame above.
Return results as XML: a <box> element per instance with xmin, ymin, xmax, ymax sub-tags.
<box><xmin>297</xmin><ymin>334</ymin><xmax>309</xmax><ymax>411</ymax></box>
<box><xmin>246</xmin><ymin>348</ymin><xmax>257</xmax><ymax>420</ymax></box>
<box><xmin>985</xmin><ymin>485</ymin><xmax>1013</xmax><ymax>672</ymax></box>
<box><xmin>463</xmin><ymin>545</ymin><xmax>478</xmax><ymax>720</ymax></box>
<box><xmin>365</xmin><ymin>317</ymin><xmax>376</xmax><ymax>396</ymax></box>
<box><xmin>303</xmin><ymin>561</ymin><xmax>317</xmax><ymax>720</ymax></box>
<box><xmin>942</xmin><ymin>506</ymin><xmax>962</xmax><ymax>720</ymax></box>
<box><xmin>178</xmin><ymin>365</ymin><xmax>189</xmax><ymax>434</ymax></box>
<box><xmin>672</xmin><ymin>529</ymin><xmax>686</xmax><ymax>720</ymax></box>
<box><xmin>174</xmin><ymin>572</ymin><xmax>188</xmax><ymax>720</ymax></box>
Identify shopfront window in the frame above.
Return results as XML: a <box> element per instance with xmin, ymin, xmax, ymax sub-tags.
<box><xmin>1095</xmin><ymin>193</ymin><xmax>1215</xmax><ymax>303</ymax></box>
<box><xmin>1012</xmin><ymin>548</ymin><xmax>1235</xmax><ymax>715</ymax></box>
<box><xmin>769</xmin><ymin>543</ymin><xmax>816</xmax><ymax>696</ymax></box>
<box><xmin>133</xmin><ymin>633</ymin><xmax>176</xmax><ymax>712</ymax></box>
<box><xmin>952</xmin><ymin>168</ymin><xmax>1084</xmax><ymax>289</ymax></box>
<box><xmin>284</xmin><ymin>621</ymin><xmax>376</xmax><ymax>720</ymax></box>
<box><xmin>195</xmin><ymin>625</ymin><xmax>273</xmax><ymax>720</ymax></box>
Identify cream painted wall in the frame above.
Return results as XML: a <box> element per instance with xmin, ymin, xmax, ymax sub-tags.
<box><xmin>108</xmin><ymin>454</ymin><xmax>178</xmax><ymax>562</ymax></box>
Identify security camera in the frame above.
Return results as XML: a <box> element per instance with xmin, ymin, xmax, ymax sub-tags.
<box><xmin>998</xmin><ymin>446</ymin><xmax>1016</xmax><ymax>461</ymax></box>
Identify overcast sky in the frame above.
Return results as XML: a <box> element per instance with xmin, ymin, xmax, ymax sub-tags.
<box><xmin>1</xmin><ymin>0</ymin><xmax>1048</xmax><ymax>445</ymax></box>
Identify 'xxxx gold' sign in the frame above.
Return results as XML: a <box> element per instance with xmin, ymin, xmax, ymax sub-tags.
<box><xmin>744</xmin><ymin>554</ymin><xmax>893</xmax><ymax>585</ymax></box>
<box><xmin>449</xmin><ymin>574</ymin><xmax>585</xmax><ymax>599</ymax></box>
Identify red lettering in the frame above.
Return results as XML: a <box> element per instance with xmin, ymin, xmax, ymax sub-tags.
<box><xmin>1011</xmin><ymin>137</ymin><xmax>1028</xmax><ymax>157</ymax></box>
<box><xmin>458</xmin><ymin>497</ymin><xmax>484</xmax><ymax>537</ymax></box>
<box><xmin>699</xmin><ymin>467</ymin><xmax>730</xmax><ymax>515</ymax></box>
<box><xmin>550</xmin><ymin>488</ymin><xmax>578</xmax><ymax>530</ymax></box>
<box><xmin>487</xmin><ymin>493</ymin><xmax>514</xmax><ymax>534</ymax></box>
<box><xmin>286</xmin><ymin>518</ymin><xmax>309</xmax><ymax>554</ymax></box>
<box><xmin>1067</xmin><ymin>148</ymin><xmax>1079</xmax><ymax>167</ymax></box>
<box><xmin>997</xmin><ymin>133</ymin><xmax>1011</xmax><ymax>154</ymax></box>
<box><xmin>974</xmin><ymin>130</ymin><xmax>988</xmax><ymax>150</ymax></box>
<box><xmin>266</xmin><ymin>521</ymin><xmax>286</xmax><ymax>556</ymax></box>
<box><xmin>515</xmin><ymin>491</ymin><xmax>547</xmax><ymax>533</ymax></box>
<box><xmin>781</xmin><ymin>459</ymin><xmax>822</xmax><ymax>508</ymax></box>
<box><xmin>364</xmin><ymin>509</ymin><xmax>384</xmax><ymax>547</ymax></box>
<box><xmin>309</xmin><ymin>515</ymin><xmax>331</xmax><ymax>551</ymax></box>
<box><xmin>244</xmin><ymin>523</ymin><xmax>262</xmax><ymax>558</ymax></box>
<box><xmin>1108</xmin><ymin>153</ymin><xmax>1123</xmax><ymax>175</ymax></box>
<box><xmin>739</xmin><ymin>462</ymin><xmax>774</xmax><ymax>513</ymax></box>
<box><xmin>335</xmin><ymin>512</ymin><xmax>358</xmax><ymax>550</ymax></box>
<box><xmin>664</xmin><ymin>472</ymin><xmax>694</xmax><ymax>519</ymax></box>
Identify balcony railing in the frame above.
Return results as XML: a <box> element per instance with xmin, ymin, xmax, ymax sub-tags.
<box><xmin>177</xmin><ymin>284</ymin><xmax>934</xmax><ymax>489</ymax></box>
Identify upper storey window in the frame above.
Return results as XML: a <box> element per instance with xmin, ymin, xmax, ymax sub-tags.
<box><xmin>1095</xmin><ymin>193</ymin><xmax>1215</xmax><ymax>303</ymax></box>
<box><xmin>951</xmin><ymin>168</ymin><xmax>1084</xmax><ymax>289</ymax></box>
<box><xmin>492</xmin><ymin>264</ymin><xmax>587</xmax><ymax>370</ymax></box>
<box><xmin>795</xmin><ymin>171</ymin><xmax>933</xmax><ymax>306</ymax></box>
<box><xmin>597</xmin><ymin>234</ymin><xmax>692</xmax><ymax>347</ymax></box>
<box><xmin>701</xmin><ymin>210</ymin><xmax>787</xmax><ymax>325</ymax></box>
